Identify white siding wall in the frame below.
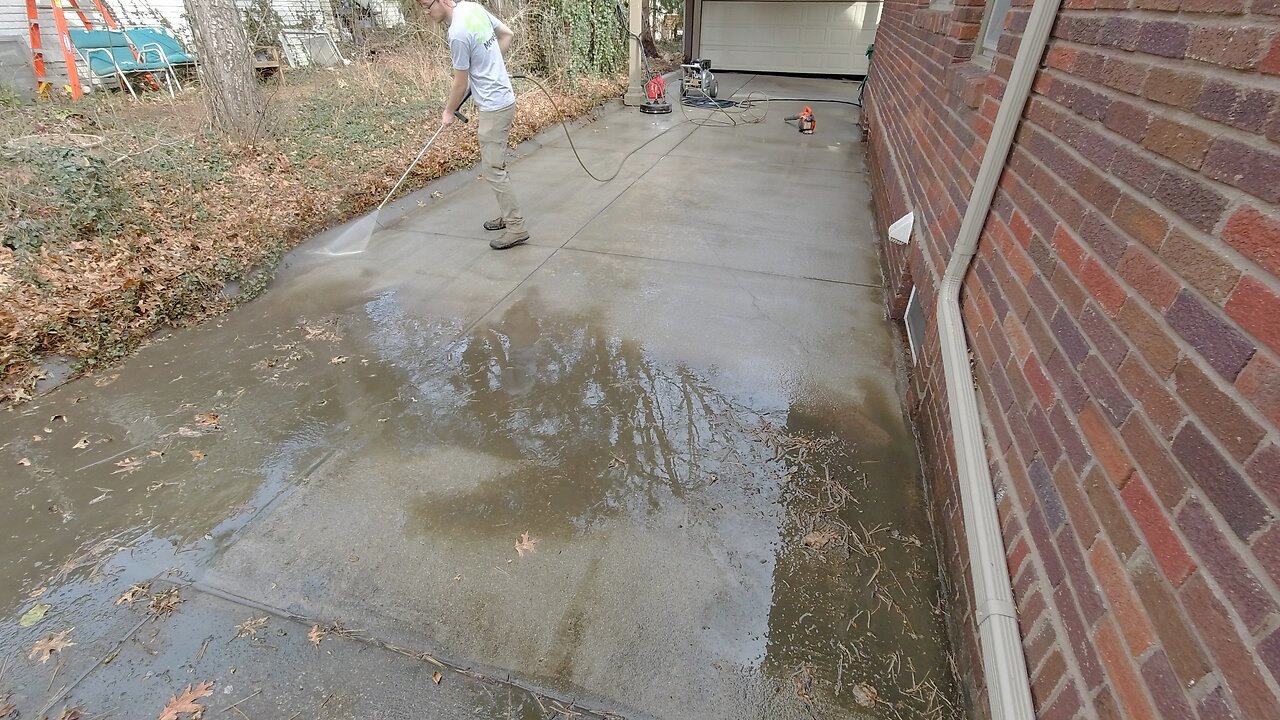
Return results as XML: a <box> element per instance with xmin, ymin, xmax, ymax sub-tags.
<box><xmin>113</xmin><ymin>0</ymin><xmax>189</xmax><ymax>39</ymax></box>
<box><xmin>0</xmin><ymin>2</ymin><xmax>77</xmax><ymax>91</ymax></box>
<box><xmin>0</xmin><ymin>2</ymin><xmax>30</xmax><ymax>36</ymax></box>
<box><xmin>0</xmin><ymin>0</ymin><xmax>407</xmax><ymax>96</ymax></box>
<box><xmin>366</xmin><ymin>0</ymin><xmax>405</xmax><ymax>27</ymax></box>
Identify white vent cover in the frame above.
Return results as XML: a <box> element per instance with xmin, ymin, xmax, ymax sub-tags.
<box><xmin>905</xmin><ymin>286</ymin><xmax>926</xmax><ymax>365</ymax></box>
<box><xmin>889</xmin><ymin>212</ymin><xmax>914</xmax><ymax>245</ymax></box>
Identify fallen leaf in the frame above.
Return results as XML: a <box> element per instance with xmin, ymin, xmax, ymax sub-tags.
<box><xmin>73</xmin><ymin>437</ymin><xmax>89</xmax><ymax>449</ymax></box>
<box><xmin>94</xmin><ymin>374</ymin><xmax>120</xmax><ymax>387</ymax></box>
<box><xmin>148</xmin><ymin>587</ymin><xmax>183</xmax><ymax>618</ymax></box>
<box><xmin>57</xmin><ymin>708</ymin><xmax>84</xmax><ymax>720</ymax></box>
<box><xmin>157</xmin><ymin>681</ymin><xmax>213</xmax><ymax>720</ymax></box>
<box><xmin>117</xmin><ymin>583</ymin><xmax>150</xmax><ymax>606</ymax></box>
<box><xmin>189</xmin><ymin>450</ymin><xmax>206</xmax><ymax>461</ymax></box>
<box><xmin>148</xmin><ymin>449</ymin><xmax>165</xmax><ymax>458</ymax></box>
<box><xmin>851</xmin><ymin>682</ymin><xmax>878</xmax><ymax>708</ymax></box>
<box><xmin>802</xmin><ymin>530</ymin><xmax>840</xmax><ymax>550</ymax></box>
<box><xmin>113</xmin><ymin>457</ymin><xmax>142</xmax><ymax>475</ymax></box>
<box><xmin>233</xmin><ymin>616</ymin><xmax>268</xmax><ymax>639</ymax></box>
<box><xmin>33</xmin><ymin>435</ymin><xmax>45</xmax><ymax>442</ymax></box>
<box><xmin>194</xmin><ymin>412</ymin><xmax>221</xmax><ymax>430</ymax></box>
<box><xmin>0</xmin><ymin>701</ymin><xmax>14</xmax><ymax>718</ymax></box>
<box><xmin>430</xmin><ymin>190</ymin><xmax>444</xmax><ymax>199</ymax></box>
<box><xmin>514</xmin><ymin>531</ymin><xmax>538</xmax><ymax>557</ymax></box>
<box><xmin>51</xmin><ymin>414</ymin><xmax>67</xmax><ymax>423</ymax></box>
<box><xmin>17</xmin><ymin>458</ymin><xmax>31</xmax><ymax>467</ymax></box>
<box><xmin>330</xmin><ymin>356</ymin><xmax>349</xmax><ymax>365</ymax></box>
<box><xmin>308</xmin><ymin>624</ymin><xmax>327</xmax><ymax>646</ymax></box>
<box><xmin>28</xmin><ymin>628</ymin><xmax>74</xmax><ymax>663</ymax></box>
<box><xmin>19</xmin><ymin>603</ymin><xmax>51</xmax><ymax>627</ymax></box>
<box><xmin>432</xmin><ymin>670</ymin><xmax>443</xmax><ymax>684</ymax></box>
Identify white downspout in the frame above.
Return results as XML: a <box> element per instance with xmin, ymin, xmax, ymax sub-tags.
<box><xmin>937</xmin><ymin>0</ymin><xmax>1063</xmax><ymax>718</ymax></box>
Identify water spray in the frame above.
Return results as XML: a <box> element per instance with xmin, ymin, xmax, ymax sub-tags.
<box><xmin>315</xmin><ymin>90</ymin><xmax>473</xmax><ymax>257</ymax></box>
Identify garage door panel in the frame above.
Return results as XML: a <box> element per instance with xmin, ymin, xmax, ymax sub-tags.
<box><xmin>700</xmin><ymin>1</ymin><xmax>879</xmax><ymax>75</ymax></box>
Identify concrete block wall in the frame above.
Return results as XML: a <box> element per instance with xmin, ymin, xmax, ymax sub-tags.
<box><xmin>862</xmin><ymin>0</ymin><xmax>1280</xmax><ymax>717</ymax></box>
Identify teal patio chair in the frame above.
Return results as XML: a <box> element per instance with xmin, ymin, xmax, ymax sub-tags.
<box><xmin>68</xmin><ymin>29</ymin><xmax>177</xmax><ymax>98</ymax></box>
<box><xmin>124</xmin><ymin>27</ymin><xmax>196</xmax><ymax>88</ymax></box>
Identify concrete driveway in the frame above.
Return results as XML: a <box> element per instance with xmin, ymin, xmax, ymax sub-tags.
<box><xmin>0</xmin><ymin>75</ymin><xmax>962</xmax><ymax>720</ymax></box>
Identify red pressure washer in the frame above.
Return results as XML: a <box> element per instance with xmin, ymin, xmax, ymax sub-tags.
<box><xmin>640</xmin><ymin>73</ymin><xmax>672</xmax><ymax>115</ymax></box>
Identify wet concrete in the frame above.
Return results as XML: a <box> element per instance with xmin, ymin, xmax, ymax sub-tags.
<box><xmin>1</xmin><ymin>74</ymin><xmax>963</xmax><ymax>720</ymax></box>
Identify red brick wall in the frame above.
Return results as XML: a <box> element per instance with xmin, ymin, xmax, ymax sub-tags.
<box><xmin>863</xmin><ymin>0</ymin><xmax>1280</xmax><ymax>717</ymax></box>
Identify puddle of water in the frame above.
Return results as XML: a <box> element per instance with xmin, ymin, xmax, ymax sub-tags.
<box><xmin>0</xmin><ymin>314</ymin><xmax>403</xmax><ymax>703</ymax></box>
<box><xmin>334</xmin><ymin>294</ymin><xmax>964</xmax><ymax>719</ymax></box>
<box><xmin>0</xmin><ymin>286</ymin><xmax>961</xmax><ymax>720</ymax></box>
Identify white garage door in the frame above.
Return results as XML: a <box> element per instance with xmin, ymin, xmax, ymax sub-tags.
<box><xmin>699</xmin><ymin>1</ymin><xmax>880</xmax><ymax>75</ymax></box>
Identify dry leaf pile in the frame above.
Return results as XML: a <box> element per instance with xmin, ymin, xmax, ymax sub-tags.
<box><xmin>233</xmin><ymin>616</ymin><xmax>268</xmax><ymax>639</ymax></box>
<box><xmin>117</xmin><ymin>582</ymin><xmax>150</xmax><ymax>605</ymax></box>
<box><xmin>0</xmin><ymin>55</ymin><xmax>625</xmax><ymax>405</ymax></box>
<box><xmin>147</xmin><ymin>587</ymin><xmax>183</xmax><ymax>618</ymax></box>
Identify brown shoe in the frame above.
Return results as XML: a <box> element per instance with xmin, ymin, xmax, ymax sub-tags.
<box><xmin>483</xmin><ymin>217</ymin><xmax>506</xmax><ymax>231</ymax></box>
<box><xmin>490</xmin><ymin>229</ymin><xmax>530</xmax><ymax>250</ymax></box>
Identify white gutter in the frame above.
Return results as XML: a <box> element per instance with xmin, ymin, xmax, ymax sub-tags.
<box><xmin>937</xmin><ymin>0</ymin><xmax>1064</xmax><ymax>718</ymax></box>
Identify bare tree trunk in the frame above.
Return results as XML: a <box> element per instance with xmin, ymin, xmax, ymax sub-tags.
<box><xmin>640</xmin><ymin>0</ymin><xmax>659</xmax><ymax>58</ymax></box>
<box><xmin>184</xmin><ymin>0</ymin><xmax>270</xmax><ymax>142</ymax></box>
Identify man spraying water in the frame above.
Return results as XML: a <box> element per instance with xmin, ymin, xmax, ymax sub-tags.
<box><xmin>422</xmin><ymin>0</ymin><xmax>530</xmax><ymax>250</ymax></box>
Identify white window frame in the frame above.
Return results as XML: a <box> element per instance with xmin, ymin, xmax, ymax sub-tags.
<box><xmin>974</xmin><ymin>0</ymin><xmax>1014</xmax><ymax>67</ymax></box>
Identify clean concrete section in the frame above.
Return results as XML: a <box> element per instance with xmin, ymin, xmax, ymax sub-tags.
<box><xmin>0</xmin><ymin>75</ymin><xmax>962</xmax><ymax>720</ymax></box>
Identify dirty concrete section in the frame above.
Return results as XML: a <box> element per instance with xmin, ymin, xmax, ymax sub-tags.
<box><xmin>1</xmin><ymin>75</ymin><xmax>964</xmax><ymax>720</ymax></box>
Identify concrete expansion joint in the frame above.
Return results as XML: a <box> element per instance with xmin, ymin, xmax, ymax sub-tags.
<box><xmin>183</xmin><ymin>579</ymin><xmax>632</xmax><ymax>720</ymax></box>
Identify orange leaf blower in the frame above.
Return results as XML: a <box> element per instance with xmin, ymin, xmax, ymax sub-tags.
<box><xmin>784</xmin><ymin>106</ymin><xmax>816</xmax><ymax>134</ymax></box>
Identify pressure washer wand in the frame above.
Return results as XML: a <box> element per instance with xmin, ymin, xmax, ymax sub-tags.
<box><xmin>376</xmin><ymin>89</ymin><xmax>473</xmax><ymax>213</ymax></box>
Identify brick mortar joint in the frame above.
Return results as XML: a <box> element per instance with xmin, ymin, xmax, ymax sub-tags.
<box><xmin>1057</xmin><ymin>6</ymin><xmax>1280</xmax><ymax>27</ymax></box>
<box><xmin>1010</xmin><ymin>120</ymin><xmax>1280</xmax><ymax>318</ymax></box>
<box><xmin>1047</xmin><ymin>36</ymin><xmax>1280</xmax><ymax>96</ymax></box>
<box><xmin>969</xmin><ymin>177</ymin><xmax>1280</xmax><ymax>535</ymax></box>
<box><xmin>1011</xmin><ymin>107</ymin><xmax>1252</xmax><ymax>291</ymax></box>
<box><xmin>992</xmin><ymin>170</ymin><xmax>1276</xmax><ymax>516</ymax></box>
<box><xmin>972</xmin><ymin>380</ymin><xmax>1103</xmax><ymax>700</ymax></box>
<box><xmin>1036</xmin><ymin>67</ymin><xmax>1279</xmax><ymax>198</ymax></box>
<box><xmin>1167</xmin><ymin>480</ymin><xmax>1280</xmax><ymax>624</ymax></box>
<box><xmin>1012</xmin><ymin>103</ymin><xmax>1280</xmax><ymax>347</ymax></box>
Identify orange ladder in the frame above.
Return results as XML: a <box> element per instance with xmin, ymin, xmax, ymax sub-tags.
<box><xmin>26</xmin><ymin>0</ymin><xmax>83</xmax><ymax>99</ymax></box>
<box><xmin>26</xmin><ymin>0</ymin><xmax>158</xmax><ymax>99</ymax></box>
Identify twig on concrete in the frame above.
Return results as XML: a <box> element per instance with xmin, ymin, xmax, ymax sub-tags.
<box><xmin>222</xmin><ymin>689</ymin><xmax>262</xmax><ymax>712</ymax></box>
<box><xmin>48</xmin><ymin>657</ymin><xmax>64</xmax><ymax>691</ymax></box>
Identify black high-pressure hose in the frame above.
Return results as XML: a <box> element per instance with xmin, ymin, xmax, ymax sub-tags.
<box><xmin>510</xmin><ymin>72</ymin><xmax>690</xmax><ymax>183</ymax></box>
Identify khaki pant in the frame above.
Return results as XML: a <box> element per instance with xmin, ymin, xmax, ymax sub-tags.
<box><xmin>477</xmin><ymin>102</ymin><xmax>524</xmax><ymax>232</ymax></box>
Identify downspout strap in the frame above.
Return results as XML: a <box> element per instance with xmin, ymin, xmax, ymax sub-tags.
<box><xmin>976</xmin><ymin>598</ymin><xmax>1019</xmax><ymax>628</ymax></box>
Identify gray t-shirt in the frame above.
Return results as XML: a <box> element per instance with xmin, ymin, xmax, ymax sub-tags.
<box><xmin>448</xmin><ymin>2</ymin><xmax>516</xmax><ymax>112</ymax></box>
